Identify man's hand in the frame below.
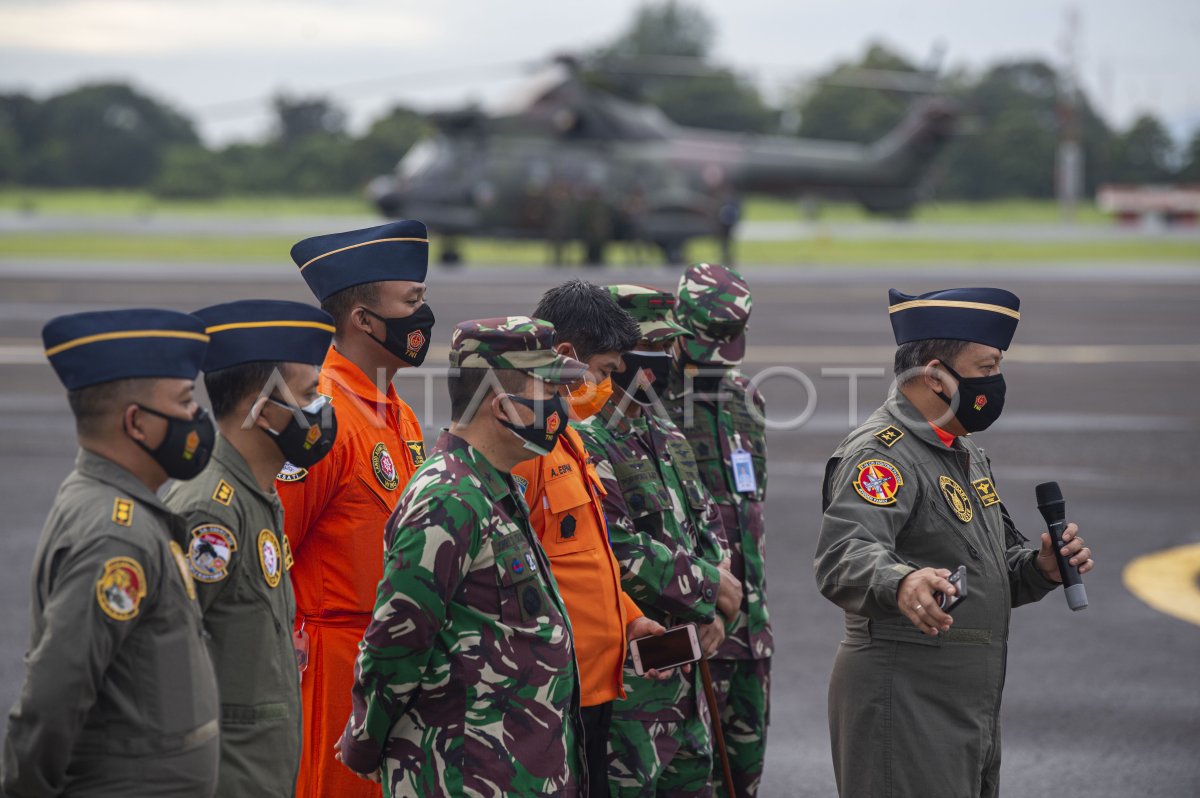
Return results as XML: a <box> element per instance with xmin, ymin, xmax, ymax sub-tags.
<box><xmin>333</xmin><ymin>738</ymin><xmax>381</xmax><ymax>783</ymax></box>
<box><xmin>716</xmin><ymin>564</ymin><xmax>743</xmax><ymax>623</ymax></box>
<box><xmin>897</xmin><ymin>568</ymin><xmax>957</xmax><ymax>636</ymax></box>
<box><xmin>1035</xmin><ymin>522</ymin><xmax>1094</xmax><ymax>582</ymax></box>
<box><xmin>698</xmin><ymin>618</ymin><xmax>725</xmax><ymax>657</ymax></box>
<box><xmin>627</xmin><ymin>616</ymin><xmax>676</xmax><ymax>680</ymax></box>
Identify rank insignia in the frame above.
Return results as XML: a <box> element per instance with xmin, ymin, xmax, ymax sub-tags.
<box><xmin>169</xmin><ymin>541</ymin><xmax>197</xmax><ymax>600</ymax></box>
<box><xmin>188</xmin><ymin>523</ymin><xmax>236</xmax><ymax>583</ymax></box>
<box><xmin>212</xmin><ymin>480</ymin><xmax>235</xmax><ymax>506</ymax></box>
<box><xmin>258</xmin><ymin>529</ymin><xmax>283</xmax><ymax>588</ymax></box>
<box><xmin>972</xmin><ymin>477</ymin><xmax>1001</xmax><ymax>507</ymax></box>
<box><xmin>873</xmin><ymin>425</ymin><xmax>905</xmax><ymax>448</ymax></box>
<box><xmin>282</xmin><ymin>533</ymin><xmax>295</xmax><ymax>571</ymax></box>
<box><xmin>111</xmin><ymin>497</ymin><xmax>134</xmax><ymax>527</ymax></box>
<box><xmin>96</xmin><ymin>556</ymin><xmax>146</xmax><ymax>621</ymax></box>
<box><xmin>560</xmin><ymin>513</ymin><xmax>577</xmax><ymax>540</ymax></box>
<box><xmin>525</xmin><ymin>551</ymin><xmax>539</xmax><ymax>572</ymax></box>
<box><xmin>406</xmin><ymin>439</ymin><xmax>426</xmax><ymax>467</ymax></box>
<box><xmin>853</xmin><ymin>459</ymin><xmax>903</xmax><ymax>506</ymax></box>
<box><xmin>372</xmin><ymin>443</ymin><xmax>399</xmax><ymax>490</ymax></box>
<box><xmin>276</xmin><ymin>461</ymin><xmax>308</xmax><ymax>482</ymax></box>
<box><xmin>939</xmin><ymin>476</ymin><xmax>974</xmax><ymax>523</ymax></box>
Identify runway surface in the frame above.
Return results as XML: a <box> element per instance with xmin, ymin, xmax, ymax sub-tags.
<box><xmin>0</xmin><ymin>257</ymin><xmax>1197</xmax><ymax>796</ymax></box>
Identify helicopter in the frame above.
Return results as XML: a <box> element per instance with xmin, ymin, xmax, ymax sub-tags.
<box><xmin>368</xmin><ymin>55</ymin><xmax>960</xmax><ymax>265</ymax></box>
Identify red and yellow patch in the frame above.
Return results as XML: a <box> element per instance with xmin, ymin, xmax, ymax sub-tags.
<box><xmin>183</xmin><ymin>430</ymin><xmax>201</xmax><ymax>460</ymax></box>
<box><xmin>96</xmin><ymin>556</ymin><xmax>147</xmax><ymax>621</ymax></box>
<box><xmin>406</xmin><ymin>329</ymin><xmax>426</xmax><ymax>355</ymax></box>
<box><xmin>546</xmin><ymin>411</ymin><xmax>561</xmax><ymax>436</ymax></box>
<box><xmin>853</xmin><ymin>459</ymin><xmax>903</xmax><ymax>506</ymax></box>
<box><xmin>303</xmin><ymin>424</ymin><xmax>323</xmax><ymax>449</ymax></box>
<box><xmin>372</xmin><ymin>442</ymin><xmax>399</xmax><ymax>490</ymax></box>
<box><xmin>973</xmin><ymin>394</ymin><xmax>988</xmax><ymax>411</ymax></box>
<box><xmin>258</xmin><ymin>529</ymin><xmax>283</xmax><ymax>588</ymax></box>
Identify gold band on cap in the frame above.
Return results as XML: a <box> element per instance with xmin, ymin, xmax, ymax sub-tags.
<box><xmin>888</xmin><ymin>299</ymin><xmax>1021</xmax><ymax>321</ymax></box>
<box><xmin>204</xmin><ymin>320</ymin><xmax>336</xmax><ymax>334</ymax></box>
<box><xmin>298</xmin><ymin>237</ymin><xmax>429</xmax><ymax>271</ymax></box>
<box><xmin>45</xmin><ymin>329</ymin><xmax>210</xmax><ymax>357</ymax></box>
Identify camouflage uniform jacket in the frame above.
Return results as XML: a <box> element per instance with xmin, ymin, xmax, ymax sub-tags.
<box><xmin>574</xmin><ymin>401</ymin><xmax>728</xmax><ymax>722</ymax></box>
<box><xmin>665</xmin><ymin>369</ymin><xmax>773</xmax><ymax>660</ymax></box>
<box><xmin>164</xmin><ymin>435</ymin><xmax>301</xmax><ymax>797</ymax></box>
<box><xmin>339</xmin><ymin>430</ymin><xmax>581</xmax><ymax>797</ymax></box>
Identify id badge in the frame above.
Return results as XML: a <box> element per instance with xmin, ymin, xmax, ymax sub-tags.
<box><xmin>293</xmin><ymin>623</ymin><xmax>311</xmax><ymax>675</ymax></box>
<box><xmin>731</xmin><ymin>448</ymin><xmax>757</xmax><ymax>493</ymax></box>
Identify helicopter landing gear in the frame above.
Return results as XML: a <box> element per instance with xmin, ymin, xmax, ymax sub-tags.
<box><xmin>439</xmin><ymin>237</ymin><xmax>463</xmax><ymax>267</ymax></box>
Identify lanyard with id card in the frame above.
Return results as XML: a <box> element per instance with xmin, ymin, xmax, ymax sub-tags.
<box><xmin>731</xmin><ymin>448</ymin><xmax>757</xmax><ymax>493</ymax></box>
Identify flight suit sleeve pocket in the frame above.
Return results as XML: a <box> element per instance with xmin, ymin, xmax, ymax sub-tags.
<box><xmin>612</xmin><ymin>459</ymin><xmax>670</xmax><ymax>519</ymax></box>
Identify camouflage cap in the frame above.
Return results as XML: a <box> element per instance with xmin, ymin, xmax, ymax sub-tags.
<box><xmin>674</xmin><ymin>262</ymin><xmax>752</xmax><ymax>365</ymax></box>
<box><xmin>604</xmin><ymin>284</ymin><xmax>691</xmax><ymax>343</ymax></box>
<box><xmin>449</xmin><ymin>316</ymin><xmax>587</xmax><ymax>384</ymax></box>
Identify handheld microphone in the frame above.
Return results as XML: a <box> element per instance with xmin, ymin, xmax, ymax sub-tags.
<box><xmin>1035</xmin><ymin>481</ymin><xmax>1088</xmax><ymax>611</ymax></box>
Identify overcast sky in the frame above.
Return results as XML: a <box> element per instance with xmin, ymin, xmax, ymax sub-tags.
<box><xmin>2</xmin><ymin>0</ymin><xmax>1198</xmax><ymax>144</ymax></box>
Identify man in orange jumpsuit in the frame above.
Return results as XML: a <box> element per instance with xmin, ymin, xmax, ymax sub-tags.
<box><xmin>280</xmin><ymin>221</ymin><xmax>434</xmax><ymax>798</ymax></box>
<box><xmin>513</xmin><ymin>279</ymin><xmax>669</xmax><ymax>797</ymax></box>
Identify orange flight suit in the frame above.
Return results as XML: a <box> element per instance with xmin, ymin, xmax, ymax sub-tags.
<box><xmin>512</xmin><ymin>425</ymin><xmax>642</xmax><ymax>707</ymax></box>
<box><xmin>278</xmin><ymin>346</ymin><xmax>424</xmax><ymax>797</ymax></box>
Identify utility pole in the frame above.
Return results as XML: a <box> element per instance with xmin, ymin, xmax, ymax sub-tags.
<box><xmin>1056</xmin><ymin>6</ymin><xmax>1084</xmax><ymax>223</ymax></box>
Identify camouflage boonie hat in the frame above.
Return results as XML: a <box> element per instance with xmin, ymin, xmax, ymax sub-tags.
<box><xmin>604</xmin><ymin>284</ymin><xmax>691</xmax><ymax>343</ymax></box>
<box><xmin>674</xmin><ymin>262</ymin><xmax>752</xmax><ymax>365</ymax></box>
<box><xmin>449</xmin><ymin>316</ymin><xmax>587</xmax><ymax>384</ymax></box>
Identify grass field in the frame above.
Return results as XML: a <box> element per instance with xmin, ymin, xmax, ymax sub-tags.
<box><xmin>2</xmin><ymin>232</ymin><xmax>1196</xmax><ymax>265</ymax></box>
<box><xmin>0</xmin><ymin>188</ymin><xmax>1111</xmax><ymax>225</ymax></box>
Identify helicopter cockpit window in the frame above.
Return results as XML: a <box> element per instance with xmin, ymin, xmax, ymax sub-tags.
<box><xmin>398</xmin><ymin>139</ymin><xmax>440</xmax><ymax>179</ymax></box>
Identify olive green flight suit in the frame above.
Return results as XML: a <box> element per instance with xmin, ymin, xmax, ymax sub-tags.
<box><xmin>814</xmin><ymin>390</ymin><xmax>1060</xmax><ymax>798</ymax></box>
<box><xmin>165</xmin><ymin>435</ymin><xmax>301</xmax><ymax>797</ymax></box>
<box><xmin>3</xmin><ymin>449</ymin><xmax>219</xmax><ymax>798</ymax></box>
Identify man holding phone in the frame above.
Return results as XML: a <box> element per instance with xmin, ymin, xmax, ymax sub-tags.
<box><xmin>576</xmin><ymin>284</ymin><xmax>742</xmax><ymax>798</ymax></box>
<box><xmin>814</xmin><ymin>288</ymin><xmax>1095</xmax><ymax>798</ymax></box>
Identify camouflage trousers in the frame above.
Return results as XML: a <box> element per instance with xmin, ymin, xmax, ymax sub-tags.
<box><xmin>608</xmin><ymin>711</ymin><xmax>713</xmax><ymax>798</ymax></box>
<box><xmin>709</xmin><ymin>658</ymin><xmax>771</xmax><ymax>798</ymax></box>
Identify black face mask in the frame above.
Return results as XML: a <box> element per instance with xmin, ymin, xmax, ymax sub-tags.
<box><xmin>363</xmin><ymin>303</ymin><xmax>435</xmax><ymax>367</ymax></box>
<box><xmin>497</xmin><ymin>393</ymin><xmax>569</xmax><ymax>456</ymax></box>
<box><xmin>613</xmin><ymin>351</ymin><xmax>672</xmax><ymax>406</ymax></box>
<box><xmin>936</xmin><ymin>362</ymin><xmax>1006</xmax><ymax>433</ymax></box>
<box><xmin>133</xmin><ymin>404</ymin><xmax>215</xmax><ymax>481</ymax></box>
<box><xmin>264</xmin><ymin>395</ymin><xmax>338</xmax><ymax>469</ymax></box>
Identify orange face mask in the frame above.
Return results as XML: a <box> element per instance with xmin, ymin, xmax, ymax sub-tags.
<box><xmin>565</xmin><ymin>376</ymin><xmax>613</xmax><ymax>421</ymax></box>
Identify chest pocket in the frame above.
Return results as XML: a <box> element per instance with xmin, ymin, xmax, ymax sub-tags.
<box><xmin>727</xmin><ymin>399</ymin><xmax>768</xmax><ymax>501</ymax></box>
<box><xmin>543</xmin><ymin>471</ymin><xmax>598</xmax><ymax>554</ymax></box>
<box><xmin>491</xmin><ymin>531</ymin><xmax>544</xmax><ymax>624</ymax></box>
<box><xmin>613</xmin><ymin>458</ymin><xmax>671</xmax><ymax>520</ymax></box>
<box><xmin>664</xmin><ymin>438</ymin><xmax>708</xmax><ymax>513</ymax></box>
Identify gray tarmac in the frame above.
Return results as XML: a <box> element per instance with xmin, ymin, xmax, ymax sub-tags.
<box><xmin>0</xmin><ymin>257</ymin><xmax>1198</xmax><ymax>797</ymax></box>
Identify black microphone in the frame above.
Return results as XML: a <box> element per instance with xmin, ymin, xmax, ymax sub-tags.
<box><xmin>1035</xmin><ymin>481</ymin><xmax>1088</xmax><ymax>611</ymax></box>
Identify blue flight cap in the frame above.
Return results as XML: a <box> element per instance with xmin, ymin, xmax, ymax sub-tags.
<box><xmin>194</xmin><ymin>300</ymin><xmax>335</xmax><ymax>372</ymax></box>
<box><xmin>888</xmin><ymin>287</ymin><xmax>1021</xmax><ymax>350</ymax></box>
<box><xmin>43</xmin><ymin>308</ymin><xmax>209</xmax><ymax>391</ymax></box>
<box><xmin>291</xmin><ymin>220</ymin><xmax>429</xmax><ymax>302</ymax></box>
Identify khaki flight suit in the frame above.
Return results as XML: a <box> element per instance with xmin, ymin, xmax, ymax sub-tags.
<box><xmin>815</xmin><ymin>390</ymin><xmax>1060</xmax><ymax>798</ymax></box>
<box><xmin>3</xmin><ymin>449</ymin><xmax>219</xmax><ymax>797</ymax></box>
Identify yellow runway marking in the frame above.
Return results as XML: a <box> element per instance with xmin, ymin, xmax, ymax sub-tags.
<box><xmin>1123</xmin><ymin>544</ymin><xmax>1200</xmax><ymax>627</ymax></box>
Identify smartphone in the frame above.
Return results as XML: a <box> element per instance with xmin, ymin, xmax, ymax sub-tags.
<box><xmin>934</xmin><ymin>565</ymin><xmax>969</xmax><ymax>612</ymax></box>
<box><xmin>629</xmin><ymin>623</ymin><xmax>702</xmax><ymax>676</ymax></box>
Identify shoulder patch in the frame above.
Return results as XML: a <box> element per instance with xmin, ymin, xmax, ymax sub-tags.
<box><xmin>938</xmin><ymin>476</ymin><xmax>974</xmax><ymax>523</ymax></box>
<box><xmin>257</xmin><ymin>529</ymin><xmax>283</xmax><ymax>588</ymax></box>
<box><xmin>512</xmin><ymin>474</ymin><xmax>529</xmax><ymax>494</ymax></box>
<box><xmin>188</xmin><ymin>523</ymin><xmax>237</xmax><ymax>583</ymax></box>
<box><xmin>372</xmin><ymin>442</ymin><xmax>400</xmax><ymax>491</ymax></box>
<box><xmin>873</xmin><ymin>425</ymin><xmax>905</xmax><ymax>448</ymax></box>
<box><xmin>276</xmin><ymin>461</ymin><xmax>308</xmax><ymax>483</ymax></box>
<box><xmin>96</xmin><ymin>556</ymin><xmax>147</xmax><ymax>621</ymax></box>
<box><xmin>111</xmin><ymin>497</ymin><xmax>134</xmax><ymax>527</ymax></box>
<box><xmin>971</xmin><ymin>477</ymin><xmax>1001</xmax><ymax>508</ymax></box>
<box><xmin>168</xmin><ymin>540</ymin><xmax>197</xmax><ymax>600</ymax></box>
<box><xmin>212</xmin><ymin>479</ymin><xmax>235</xmax><ymax>506</ymax></box>
<box><xmin>852</xmin><ymin>459</ymin><xmax>903</xmax><ymax>506</ymax></box>
<box><xmin>406</xmin><ymin>439</ymin><xmax>426</xmax><ymax>467</ymax></box>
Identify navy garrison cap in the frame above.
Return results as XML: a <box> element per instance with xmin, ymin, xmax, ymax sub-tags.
<box><xmin>291</xmin><ymin>220</ymin><xmax>429</xmax><ymax>302</ymax></box>
<box><xmin>194</xmin><ymin>300</ymin><xmax>335</xmax><ymax>372</ymax></box>
<box><xmin>43</xmin><ymin>308</ymin><xmax>209</xmax><ymax>391</ymax></box>
<box><xmin>888</xmin><ymin>287</ymin><xmax>1021</xmax><ymax>350</ymax></box>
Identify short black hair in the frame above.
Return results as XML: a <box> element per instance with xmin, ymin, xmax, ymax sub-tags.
<box><xmin>448</xmin><ymin>368</ymin><xmax>531</xmax><ymax>423</ymax></box>
<box><xmin>893</xmin><ymin>339</ymin><xmax>970</xmax><ymax>382</ymax></box>
<box><xmin>204</xmin><ymin>361</ymin><xmax>287</xmax><ymax>420</ymax></box>
<box><xmin>67</xmin><ymin>377</ymin><xmax>156</xmax><ymax>437</ymax></box>
<box><xmin>534</xmin><ymin>279</ymin><xmax>640</xmax><ymax>359</ymax></box>
<box><xmin>321</xmin><ymin>282</ymin><xmax>380</xmax><ymax>329</ymax></box>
